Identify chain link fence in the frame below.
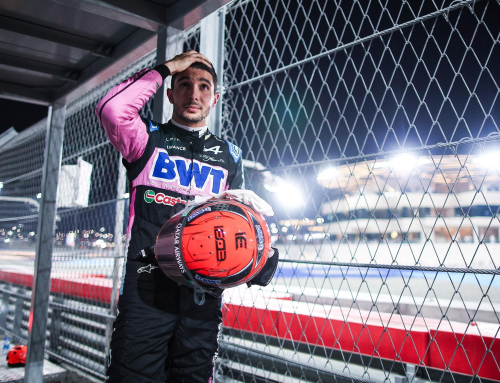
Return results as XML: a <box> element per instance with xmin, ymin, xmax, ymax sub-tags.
<box><xmin>0</xmin><ymin>1</ymin><xmax>499</xmax><ymax>381</ymax></box>
<box><xmin>219</xmin><ymin>0</ymin><xmax>500</xmax><ymax>382</ymax></box>
<box><xmin>0</xmin><ymin>24</ymin><xmax>201</xmax><ymax>378</ymax></box>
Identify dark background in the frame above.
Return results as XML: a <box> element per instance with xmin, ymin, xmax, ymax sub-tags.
<box><xmin>0</xmin><ymin>99</ymin><xmax>47</xmax><ymax>135</ymax></box>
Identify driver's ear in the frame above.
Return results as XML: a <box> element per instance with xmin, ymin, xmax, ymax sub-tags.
<box><xmin>212</xmin><ymin>93</ymin><xmax>220</xmax><ymax>108</ymax></box>
<box><xmin>167</xmin><ymin>88</ymin><xmax>174</xmax><ymax>104</ymax></box>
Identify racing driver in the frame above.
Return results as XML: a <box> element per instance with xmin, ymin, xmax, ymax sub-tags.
<box><xmin>96</xmin><ymin>50</ymin><xmax>272</xmax><ymax>382</ymax></box>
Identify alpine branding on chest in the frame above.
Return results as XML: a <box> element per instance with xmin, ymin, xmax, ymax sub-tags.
<box><xmin>144</xmin><ymin>148</ymin><xmax>229</xmax><ymax>196</ymax></box>
<box><xmin>204</xmin><ymin>145</ymin><xmax>224</xmax><ymax>155</ymax></box>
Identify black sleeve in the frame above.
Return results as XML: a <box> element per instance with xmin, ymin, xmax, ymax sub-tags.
<box><xmin>153</xmin><ymin>65</ymin><xmax>171</xmax><ymax>80</ymax></box>
<box><xmin>229</xmin><ymin>156</ymin><xmax>245</xmax><ymax>189</ymax></box>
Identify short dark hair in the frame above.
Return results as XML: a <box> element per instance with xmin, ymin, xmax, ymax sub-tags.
<box><xmin>171</xmin><ymin>61</ymin><xmax>218</xmax><ymax>91</ymax></box>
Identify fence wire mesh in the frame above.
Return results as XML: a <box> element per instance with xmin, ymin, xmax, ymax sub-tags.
<box><xmin>0</xmin><ymin>1</ymin><xmax>498</xmax><ymax>382</ymax></box>
<box><xmin>219</xmin><ymin>0</ymin><xmax>500</xmax><ymax>382</ymax></box>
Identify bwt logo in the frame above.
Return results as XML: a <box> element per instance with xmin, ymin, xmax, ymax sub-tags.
<box><xmin>214</xmin><ymin>226</ymin><xmax>226</xmax><ymax>262</ymax></box>
<box><xmin>150</xmin><ymin>150</ymin><xmax>227</xmax><ymax>194</ymax></box>
<box><xmin>235</xmin><ymin>233</ymin><xmax>247</xmax><ymax>250</ymax></box>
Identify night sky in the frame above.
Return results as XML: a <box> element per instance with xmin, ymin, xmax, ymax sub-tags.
<box><xmin>0</xmin><ymin>99</ymin><xmax>48</xmax><ymax>135</ymax></box>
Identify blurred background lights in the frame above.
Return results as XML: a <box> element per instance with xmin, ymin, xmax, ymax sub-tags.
<box><xmin>473</xmin><ymin>152</ymin><xmax>500</xmax><ymax>167</ymax></box>
<box><xmin>389</xmin><ymin>154</ymin><xmax>430</xmax><ymax>171</ymax></box>
<box><xmin>316</xmin><ymin>167</ymin><xmax>337</xmax><ymax>181</ymax></box>
<box><xmin>264</xmin><ymin>177</ymin><xmax>304</xmax><ymax>207</ymax></box>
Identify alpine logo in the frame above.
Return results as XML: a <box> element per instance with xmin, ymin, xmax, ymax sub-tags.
<box><xmin>150</xmin><ymin>149</ymin><xmax>228</xmax><ymax>195</ymax></box>
<box><xmin>204</xmin><ymin>145</ymin><xmax>223</xmax><ymax>155</ymax></box>
<box><xmin>144</xmin><ymin>190</ymin><xmax>187</xmax><ymax>206</ymax></box>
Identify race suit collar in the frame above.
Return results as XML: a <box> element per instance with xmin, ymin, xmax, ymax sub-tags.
<box><xmin>170</xmin><ymin>119</ymin><xmax>208</xmax><ymax>138</ymax></box>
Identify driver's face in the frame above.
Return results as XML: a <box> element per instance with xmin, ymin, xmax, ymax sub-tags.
<box><xmin>167</xmin><ymin>67</ymin><xmax>219</xmax><ymax>127</ymax></box>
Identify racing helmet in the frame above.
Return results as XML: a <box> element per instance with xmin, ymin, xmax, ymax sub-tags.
<box><xmin>155</xmin><ymin>199</ymin><xmax>271</xmax><ymax>299</ymax></box>
<box><xmin>7</xmin><ymin>345</ymin><xmax>27</xmax><ymax>367</ymax></box>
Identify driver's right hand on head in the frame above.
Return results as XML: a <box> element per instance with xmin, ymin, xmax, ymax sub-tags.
<box><xmin>163</xmin><ymin>50</ymin><xmax>212</xmax><ymax>75</ymax></box>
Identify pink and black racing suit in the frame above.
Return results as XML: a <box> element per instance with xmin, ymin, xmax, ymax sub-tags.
<box><xmin>96</xmin><ymin>65</ymin><xmax>244</xmax><ymax>383</ymax></box>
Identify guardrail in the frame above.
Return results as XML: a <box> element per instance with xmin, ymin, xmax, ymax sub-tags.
<box><xmin>1</xmin><ymin>268</ymin><xmax>498</xmax><ymax>382</ymax></box>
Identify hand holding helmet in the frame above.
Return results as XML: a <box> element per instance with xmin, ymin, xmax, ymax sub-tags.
<box><xmin>154</xmin><ymin>198</ymin><xmax>278</xmax><ymax>305</ymax></box>
<box><xmin>191</xmin><ymin>189</ymin><xmax>275</xmax><ymax>217</ymax></box>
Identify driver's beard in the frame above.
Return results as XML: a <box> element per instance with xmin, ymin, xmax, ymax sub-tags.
<box><xmin>174</xmin><ymin>105</ymin><xmax>210</xmax><ymax>124</ymax></box>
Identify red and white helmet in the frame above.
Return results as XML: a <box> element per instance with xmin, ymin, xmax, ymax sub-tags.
<box><xmin>155</xmin><ymin>199</ymin><xmax>271</xmax><ymax>297</ymax></box>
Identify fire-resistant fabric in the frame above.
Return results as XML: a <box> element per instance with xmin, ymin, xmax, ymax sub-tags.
<box><xmin>96</xmin><ymin>66</ymin><xmax>244</xmax><ymax>382</ymax></box>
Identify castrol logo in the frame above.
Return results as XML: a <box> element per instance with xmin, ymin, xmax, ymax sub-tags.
<box><xmin>144</xmin><ymin>190</ymin><xmax>187</xmax><ymax>206</ymax></box>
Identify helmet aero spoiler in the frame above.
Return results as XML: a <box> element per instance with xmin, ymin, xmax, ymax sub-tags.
<box><xmin>155</xmin><ymin>199</ymin><xmax>271</xmax><ymax>305</ymax></box>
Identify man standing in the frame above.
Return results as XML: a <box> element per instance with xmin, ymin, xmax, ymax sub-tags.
<box><xmin>96</xmin><ymin>51</ymin><xmax>250</xmax><ymax>382</ymax></box>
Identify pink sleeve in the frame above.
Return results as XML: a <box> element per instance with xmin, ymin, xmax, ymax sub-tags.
<box><xmin>95</xmin><ymin>68</ymin><xmax>163</xmax><ymax>163</ymax></box>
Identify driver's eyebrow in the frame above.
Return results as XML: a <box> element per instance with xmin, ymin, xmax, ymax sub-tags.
<box><xmin>198</xmin><ymin>77</ymin><xmax>212</xmax><ymax>86</ymax></box>
<box><xmin>176</xmin><ymin>76</ymin><xmax>213</xmax><ymax>87</ymax></box>
<box><xmin>176</xmin><ymin>75</ymin><xmax>190</xmax><ymax>83</ymax></box>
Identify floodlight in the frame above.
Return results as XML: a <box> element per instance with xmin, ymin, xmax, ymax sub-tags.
<box><xmin>474</xmin><ymin>153</ymin><xmax>500</xmax><ymax>167</ymax></box>
<box><xmin>389</xmin><ymin>154</ymin><xmax>429</xmax><ymax>171</ymax></box>
<box><xmin>273</xmin><ymin>181</ymin><xmax>304</xmax><ymax>207</ymax></box>
<box><xmin>316</xmin><ymin>167</ymin><xmax>337</xmax><ymax>181</ymax></box>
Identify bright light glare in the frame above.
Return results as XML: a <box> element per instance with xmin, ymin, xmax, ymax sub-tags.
<box><xmin>265</xmin><ymin>179</ymin><xmax>304</xmax><ymax>207</ymax></box>
<box><xmin>389</xmin><ymin>154</ymin><xmax>430</xmax><ymax>171</ymax></box>
<box><xmin>372</xmin><ymin>161</ymin><xmax>389</xmax><ymax>169</ymax></box>
<box><xmin>474</xmin><ymin>153</ymin><xmax>500</xmax><ymax>167</ymax></box>
<box><xmin>123</xmin><ymin>192</ymin><xmax>130</xmax><ymax>199</ymax></box>
<box><xmin>316</xmin><ymin>167</ymin><xmax>337</xmax><ymax>181</ymax></box>
<box><xmin>0</xmin><ymin>182</ymin><xmax>3</xmax><ymax>189</ymax></box>
<box><xmin>94</xmin><ymin>239</ymin><xmax>107</xmax><ymax>249</ymax></box>
<box><xmin>36</xmin><ymin>193</ymin><xmax>42</xmax><ymax>199</ymax></box>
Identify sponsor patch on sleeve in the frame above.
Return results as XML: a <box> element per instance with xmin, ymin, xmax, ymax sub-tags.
<box><xmin>225</xmin><ymin>140</ymin><xmax>242</xmax><ymax>163</ymax></box>
<box><xmin>148</xmin><ymin>120</ymin><xmax>159</xmax><ymax>132</ymax></box>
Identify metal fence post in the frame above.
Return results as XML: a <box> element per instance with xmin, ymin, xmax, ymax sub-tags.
<box><xmin>200</xmin><ymin>8</ymin><xmax>226</xmax><ymax>382</ymax></box>
<box><xmin>12</xmin><ymin>293</ymin><xmax>24</xmax><ymax>342</ymax></box>
<box><xmin>25</xmin><ymin>104</ymin><xmax>66</xmax><ymax>383</ymax></box>
<box><xmin>200</xmin><ymin>7</ymin><xmax>226</xmax><ymax>136</ymax></box>
<box><xmin>48</xmin><ymin>297</ymin><xmax>63</xmax><ymax>357</ymax></box>
<box><xmin>105</xmin><ymin>154</ymin><xmax>127</xmax><ymax>361</ymax></box>
<box><xmin>0</xmin><ymin>289</ymin><xmax>11</xmax><ymax>330</ymax></box>
<box><xmin>153</xmin><ymin>26</ymin><xmax>184</xmax><ymax>124</ymax></box>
